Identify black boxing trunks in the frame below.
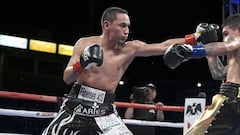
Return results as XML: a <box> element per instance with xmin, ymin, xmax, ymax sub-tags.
<box><xmin>184</xmin><ymin>82</ymin><xmax>240</xmax><ymax>135</ymax></box>
<box><xmin>206</xmin><ymin>82</ymin><xmax>240</xmax><ymax>135</ymax></box>
<box><xmin>42</xmin><ymin>83</ymin><xmax>133</xmax><ymax>135</ymax></box>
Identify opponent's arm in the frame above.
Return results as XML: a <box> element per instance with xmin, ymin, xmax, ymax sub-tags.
<box><xmin>164</xmin><ymin>37</ymin><xmax>240</xmax><ymax>69</ymax></box>
<box><xmin>63</xmin><ymin>44</ymin><xmax>103</xmax><ymax>84</ymax></box>
<box><xmin>207</xmin><ymin>56</ymin><xmax>227</xmax><ymax>80</ymax></box>
<box><xmin>163</xmin><ymin>43</ymin><xmax>206</xmax><ymax>69</ymax></box>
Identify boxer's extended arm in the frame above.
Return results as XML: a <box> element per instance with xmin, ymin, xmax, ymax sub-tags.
<box><xmin>163</xmin><ymin>29</ymin><xmax>240</xmax><ymax>69</ymax></box>
<box><xmin>163</xmin><ymin>23</ymin><xmax>219</xmax><ymax>69</ymax></box>
<box><xmin>163</xmin><ymin>38</ymin><xmax>240</xmax><ymax>69</ymax></box>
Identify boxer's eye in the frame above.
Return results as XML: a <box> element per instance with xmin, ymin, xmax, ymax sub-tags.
<box><xmin>119</xmin><ymin>23</ymin><xmax>130</xmax><ymax>29</ymax></box>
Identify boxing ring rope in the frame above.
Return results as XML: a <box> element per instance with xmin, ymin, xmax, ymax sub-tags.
<box><xmin>116</xmin><ymin>101</ymin><xmax>184</xmax><ymax>112</ymax></box>
<box><xmin>0</xmin><ymin>91</ymin><xmax>184</xmax><ymax>112</ymax></box>
<box><xmin>0</xmin><ymin>91</ymin><xmax>64</xmax><ymax>103</ymax></box>
<box><xmin>0</xmin><ymin>108</ymin><xmax>183</xmax><ymax>128</ymax></box>
<box><xmin>0</xmin><ymin>90</ymin><xmax>184</xmax><ymax>129</ymax></box>
<box><xmin>0</xmin><ymin>108</ymin><xmax>57</xmax><ymax>118</ymax></box>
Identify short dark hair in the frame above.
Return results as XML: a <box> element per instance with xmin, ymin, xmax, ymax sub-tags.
<box><xmin>101</xmin><ymin>7</ymin><xmax>128</xmax><ymax>28</ymax></box>
<box><xmin>222</xmin><ymin>13</ymin><xmax>240</xmax><ymax>29</ymax></box>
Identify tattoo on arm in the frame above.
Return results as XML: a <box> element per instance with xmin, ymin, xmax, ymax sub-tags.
<box><xmin>207</xmin><ymin>56</ymin><xmax>227</xmax><ymax>80</ymax></box>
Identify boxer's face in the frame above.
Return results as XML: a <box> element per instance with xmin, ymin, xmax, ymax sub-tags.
<box><xmin>108</xmin><ymin>13</ymin><xmax>130</xmax><ymax>43</ymax></box>
<box><xmin>145</xmin><ymin>87</ymin><xmax>157</xmax><ymax>101</ymax></box>
<box><xmin>222</xmin><ymin>25</ymin><xmax>239</xmax><ymax>42</ymax></box>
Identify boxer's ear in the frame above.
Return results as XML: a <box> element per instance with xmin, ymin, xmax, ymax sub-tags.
<box><xmin>237</xmin><ymin>26</ymin><xmax>240</xmax><ymax>34</ymax></box>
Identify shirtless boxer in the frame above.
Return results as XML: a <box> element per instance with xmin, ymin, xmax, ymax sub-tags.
<box><xmin>42</xmin><ymin>7</ymin><xmax>218</xmax><ymax>135</ymax></box>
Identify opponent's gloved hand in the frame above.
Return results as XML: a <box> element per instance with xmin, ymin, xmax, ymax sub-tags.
<box><xmin>185</xmin><ymin>23</ymin><xmax>219</xmax><ymax>45</ymax></box>
<box><xmin>73</xmin><ymin>44</ymin><xmax>103</xmax><ymax>74</ymax></box>
<box><xmin>163</xmin><ymin>43</ymin><xmax>206</xmax><ymax>69</ymax></box>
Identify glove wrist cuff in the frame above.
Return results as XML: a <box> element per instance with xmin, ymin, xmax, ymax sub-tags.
<box><xmin>191</xmin><ymin>44</ymin><xmax>206</xmax><ymax>58</ymax></box>
<box><xmin>73</xmin><ymin>61</ymin><xmax>84</xmax><ymax>74</ymax></box>
<box><xmin>185</xmin><ymin>34</ymin><xmax>197</xmax><ymax>45</ymax></box>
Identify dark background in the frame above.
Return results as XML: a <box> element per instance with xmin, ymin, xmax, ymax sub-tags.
<box><xmin>0</xmin><ymin>0</ymin><xmax>231</xmax><ymax>134</ymax></box>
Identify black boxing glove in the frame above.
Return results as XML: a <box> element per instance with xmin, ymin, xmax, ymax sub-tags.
<box><xmin>80</xmin><ymin>44</ymin><xmax>103</xmax><ymax>68</ymax></box>
<box><xmin>163</xmin><ymin>43</ymin><xmax>206</xmax><ymax>69</ymax></box>
<box><xmin>185</xmin><ymin>23</ymin><xmax>219</xmax><ymax>45</ymax></box>
<box><xmin>73</xmin><ymin>44</ymin><xmax>103</xmax><ymax>74</ymax></box>
<box><xmin>163</xmin><ymin>43</ymin><xmax>191</xmax><ymax>69</ymax></box>
<box><xmin>196</xmin><ymin>23</ymin><xmax>219</xmax><ymax>44</ymax></box>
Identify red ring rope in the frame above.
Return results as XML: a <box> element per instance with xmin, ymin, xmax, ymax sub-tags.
<box><xmin>0</xmin><ymin>90</ymin><xmax>64</xmax><ymax>103</ymax></box>
<box><xmin>0</xmin><ymin>90</ymin><xmax>184</xmax><ymax>112</ymax></box>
